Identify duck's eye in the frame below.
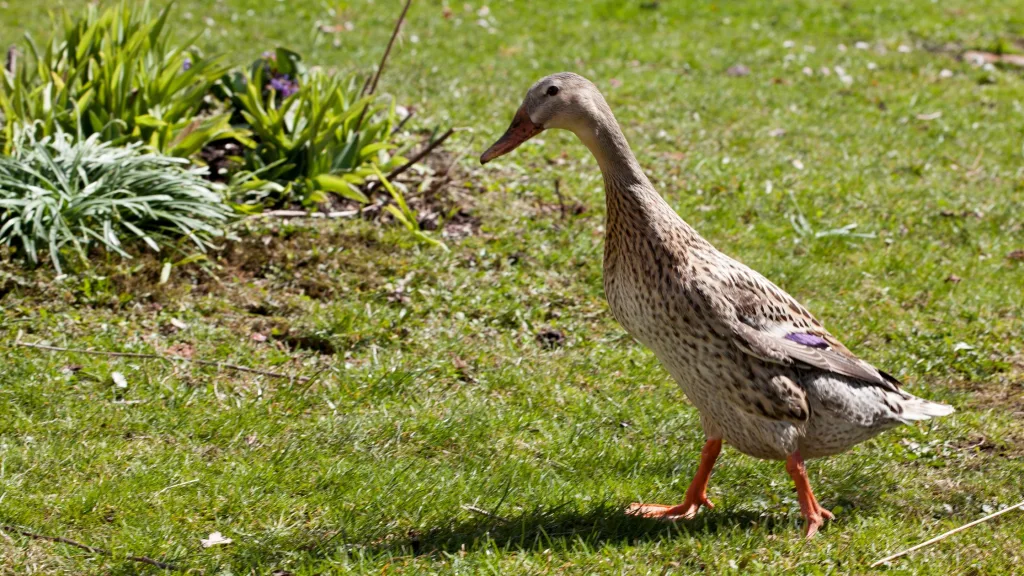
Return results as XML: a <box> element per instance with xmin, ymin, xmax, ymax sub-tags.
<box><xmin>546</xmin><ymin>85</ymin><xmax>559</xmax><ymax>96</ymax></box>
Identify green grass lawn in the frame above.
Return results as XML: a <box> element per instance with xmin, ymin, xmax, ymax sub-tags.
<box><xmin>2</xmin><ymin>0</ymin><xmax>1024</xmax><ymax>573</ymax></box>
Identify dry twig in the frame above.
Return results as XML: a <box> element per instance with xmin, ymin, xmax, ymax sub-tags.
<box><xmin>11</xmin><ymin>341</ymin><xmax>310</xmax><ymax>382</ymax></box>
<box><xmin>461</xmin><ymin>505</ymin><xmax>510</xmax><ymax>524</ymax></box>
<box><xmin>5</xmin><ymin>46</ymin><xmax>19</xmax><ymax>76</ymax></box>
<box><xmin>355</xmin><ymin>0</ymin><xmax>413</xmax><ymax>130</ymax></box>
<box><xmin>870</xmin><ymin>500</ymin><xmax>1024</xmax><ymax>567</ymax></box>
<box><xmin>257</xmin><ymin>202</ymin><xmax>385</xmax><ymax>220</ymax></box>
<box><xmin>361</xmin><ymin>0</ymin><xmax>412</xmax><ymax>97</ymax></box>
<box><xmin>553</xmin><ymin>178</ymin><xmax>566</xmax><ymax>220</ymax></box>
<box><xmin>1</xmin><ymin>525</ymin><xmax>180</xmax><ymax>571</ymax></box>
<box><xmin>366</xmin><ymin>128</ymin><xmax>455</xmax><ymax>195</ymax></box>
<box><xmin>391</xmin><ymin>109</ymin><xmax>415</xmax><ymax>135</ymax></box>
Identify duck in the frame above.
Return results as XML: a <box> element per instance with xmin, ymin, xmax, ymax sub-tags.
<box><xmin>480</xmin><ymin>72</ymin><xmax>954</xmax><ymax>538</ymax></box>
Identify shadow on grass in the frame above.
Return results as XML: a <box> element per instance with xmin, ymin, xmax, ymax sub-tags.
<box><xmin>364</xmin><ymin>490</ymin><xmax>886</xmax><ymax>559</ymax></box>
<box><xmin>396</xmin><ymin>504</ymin><xmax>771</xmax><ymax>556</ymax></box>
<box><xmin>313</xmin><ymin>459</ymin><xmax>891</xmax><ymax>562</ymax></box>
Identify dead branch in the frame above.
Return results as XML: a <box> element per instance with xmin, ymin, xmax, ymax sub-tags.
<box><xmin>553</xmin><ymin>178</ymin><xmax>566</xmax><ymax>220</ymax></box>
<box><xmin>1</xmin><ymin>525</ymin><xmax>180</xmax><ymax>571</ymax></box>
<box><xmin>366</xmin><ymin>128</ymin><xmax>455</xmax><ymax>196</ymax></box>
<box><xmin>11</xmin><ymin>341</ymin><xmax>310</xmax><ymax>382</ymax></box>
<box><xmin>355</xmin><ymin>0</ymin><xmax>413</xmax><ymax>130</ymax></box>
<box><xmin>391</xmin><ymin>109</ymin><xmax>415</xmax><ymax>135</ymax></box>
<box><xmin>361</xmin><ymin>0</ymin><xmax>413</xmax><ymax>98</ymax></box>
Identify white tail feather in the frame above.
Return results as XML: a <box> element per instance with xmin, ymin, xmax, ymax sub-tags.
<box><xmin>899</xmin><ymin>398</ymin><xmax>955</xmax><ymax>422</ymax></box>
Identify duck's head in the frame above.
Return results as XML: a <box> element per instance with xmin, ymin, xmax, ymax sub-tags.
<box><xmin>480</xmin><ymin>72</ymin><xmax>603</xmax><ymax>164</ymax></box>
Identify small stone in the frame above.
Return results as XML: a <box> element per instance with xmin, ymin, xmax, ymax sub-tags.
<box><xmin>536</xmin><ymin>328</ymin><xmax>566</xmax><ymax>349</ymax></box>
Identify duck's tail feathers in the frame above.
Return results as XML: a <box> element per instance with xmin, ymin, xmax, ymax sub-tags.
<box><xmin>899</xmin><ymin>396</ymin><xmax>955</xmax><ymax>422</ymax></box>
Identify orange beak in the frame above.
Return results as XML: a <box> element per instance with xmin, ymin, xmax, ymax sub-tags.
<box><xmin>480</xmin><ymin>106</ymin><xmax>544</xmax><ymax>164</ymax></box>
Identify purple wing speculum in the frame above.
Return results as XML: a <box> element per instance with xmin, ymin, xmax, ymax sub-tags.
<box><xmin>784</xmin><ymin>332</ymin><xmax>830</xmax><ymax>349</ymax></box>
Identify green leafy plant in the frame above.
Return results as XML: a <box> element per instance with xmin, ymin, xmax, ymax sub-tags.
<box><xmin>0</xmin><ymin>129</ymin><xmax>235</xmax><ymax>274</ymax></box>
<box><xmin>373</xmin><ymin>165</ymin><xmax>447</xmax><ymax>251</ymax></box>
<box><xmin>0</xmin><ymin>1</ymin><xmax>240</xmax><ymax>156</ymax></box>
<box><xmin>220</xmin><ymin>50</ymin><xmax>408</xmax><ymax>207</ymax></box>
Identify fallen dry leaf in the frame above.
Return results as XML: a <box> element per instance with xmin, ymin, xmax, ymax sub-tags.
<box><xmin>1007</xmin><ymin>250</ymin><xmax>1024</xmax><ymax>262</ymax></box>
<box><xmin>916</xmin><ymin>111</ymin><xmax>942</xmax><ymax>121</ymax></box>
<box><xmin>167</xmin><ymin>343</ymin><xmax>194</xmax><ymax>359</ymax></box>
<box><xmin>945</xmin><ymin>274</ymin><xmax>962</xmax><ymax>284</ymax></box>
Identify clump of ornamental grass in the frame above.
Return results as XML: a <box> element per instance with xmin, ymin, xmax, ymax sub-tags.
<box><xmin>0</xmin><ymin>129</ymin><xmax>235</xmax><ymax>274</ymax></box>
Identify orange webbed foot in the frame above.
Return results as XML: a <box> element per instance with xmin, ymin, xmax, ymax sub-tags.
<box><xmin>626</xmin><ymin>493</ymin><xmax>714</xmax><ymax>521</ymax></box>
<box><xmin>627</xmin><ymin>438</ymin><xmax>722</xmax><ymax>521</ymax></box>
<box><xmin>803</xmin><ymin>504</ymin><xmax>834</xmax><ymax>539</ymax></box>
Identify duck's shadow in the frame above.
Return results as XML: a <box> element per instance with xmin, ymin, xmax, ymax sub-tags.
<box><xmin>395</xmin><ymin>505</ymin><xmax>767</xmax><ymax>557</ymax></box>
<box><xmin>346</xmin><ymin>459</ymin><xmax>888</xmax><ymax>557</ymax></box>
<box><xmin>367</xmin><ymin>480</ymin><xmax>885</xmax><ymax>558</ymax></box>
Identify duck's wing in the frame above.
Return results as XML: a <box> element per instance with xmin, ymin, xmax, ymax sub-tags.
<box><xmin>693</xmin><ymin>259</ymin><xmax>902</xmax><ymax>395</ymax></box>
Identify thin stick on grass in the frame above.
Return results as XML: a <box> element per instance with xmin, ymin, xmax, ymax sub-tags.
<box><xmin>870</xmin><ymin>499</ymin><xmax>1024</xmax><ymax>568</ymax></box>
<box><xmin>553</xmin><ymin>178</ymin><xmax>566</xmax><ymax>220</ymax></box>
<box><xmin>461</xmin><ymin>505</ymin><xmax>510</xmax><ymax>524</ymax></box>
<box><xmin>257</xmin><ymin>201</ymin><xmax>385</xmax><ymax>220</ymax></box>
<box><xmin>153</xmin><ymin>479</ymin><xmax>199</xmax><ymax>496</ymax></box>
<box><xmin>11</xmin><ymin>341</ymin><xmax>310</xmax><ymax>382</ymax></box>
<box><xmin>0</xmin><ymin>525</ymin><xmax>179</xmax><ymax>571</ymax></box>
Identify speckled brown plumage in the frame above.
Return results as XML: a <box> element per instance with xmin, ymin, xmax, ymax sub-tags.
<box><xmin>481</xmin><ymin>72</ymin><xmax>954</xmax><ymax>537</ymax></box>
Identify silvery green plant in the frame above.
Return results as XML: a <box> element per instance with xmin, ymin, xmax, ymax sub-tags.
<box><xmin>0</xmin><ymin>130</ymin><xmax>235</xmax><ymax>274</ymax></box>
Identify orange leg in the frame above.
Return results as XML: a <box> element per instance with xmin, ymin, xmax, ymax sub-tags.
<box><xmin>785</xmin><ymin>451</ymin><xmax>834</xmax><ymax>539</ymax></box>
<box><xmin>627</xmin><ymin>438</ymin><xmax>722</xmax><ymax>520</ymax></box>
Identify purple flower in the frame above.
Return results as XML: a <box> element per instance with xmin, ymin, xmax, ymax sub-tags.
<box><xmin>182</xmin><ymin>57</ymin><xmax>192</xmax><ymax>71</ymax></box>
<box><xmin>785</xmin><ymin>332</ymin><xmax>830</xmax><ymax>349</ymax></box>
<box><xmin>267</xmin><ymin>74</ymin><xmax>299</xmax><ymax>98</ymax></box>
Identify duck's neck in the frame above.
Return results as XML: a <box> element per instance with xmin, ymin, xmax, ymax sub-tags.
<box><xmin>574</xmin><ymin>102</ymin><xmax>670</xmax><ymax>219</ymax></box>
